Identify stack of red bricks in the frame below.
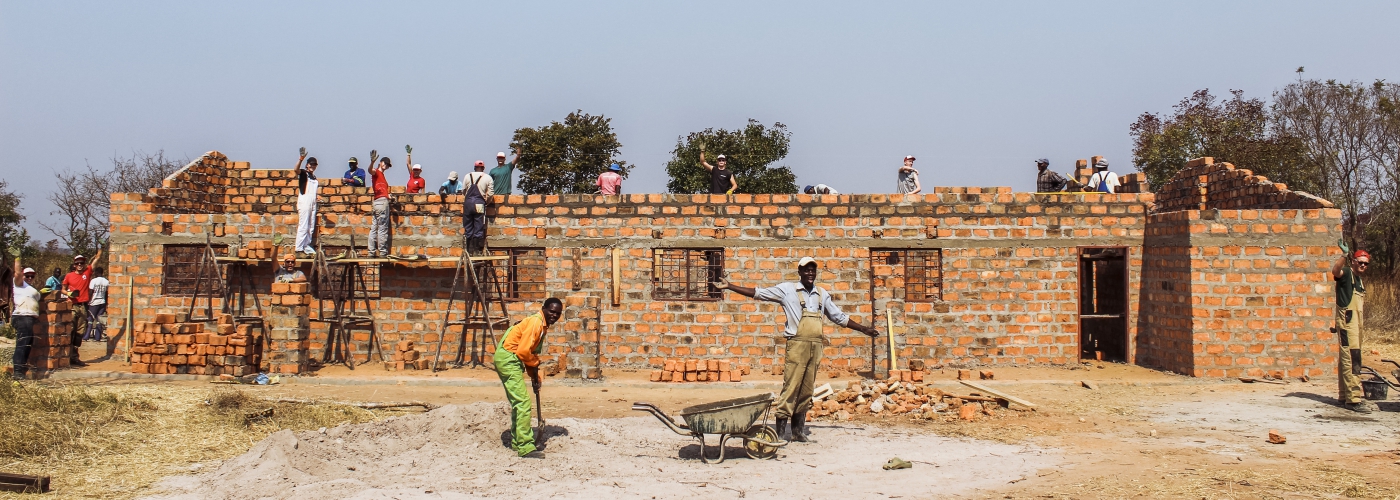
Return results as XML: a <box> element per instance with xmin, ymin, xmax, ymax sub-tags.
<box><xmin>1116</xmin><ymin>172</ymin><xmax>1150</xmax><ymax>193</ymax></box>
<box><xmin>24</xmin><ymin>297</ymin><xmax>73</xmax><ymax>372</ymax></box>
<box><xmin>1154</xmin><ymin>157</ymin><xmax>1334</xmax><ymax>213</ymax></box>
<box><xmin>651</xmin><ymin>359</ymin><xmax>746</xmax><ymax>382</ymax></box>
<box><xmin>386</xmin><ymin>340</ymin><xmax>431</xmax><ymax>371</ymax></box>
<box><xmin>131</xmin><ymin>313</ymin><xmax>257</xmax><ymax>376</ymax></box>
<box><xmin>265</xmin><ymin>283</ymin><xmax>311</xmax><ymax>374</ymax></box>
<box><xmin>237</xmin><ymin>240</ymin><xmax>276</xmax><ymax>259</ymax></box>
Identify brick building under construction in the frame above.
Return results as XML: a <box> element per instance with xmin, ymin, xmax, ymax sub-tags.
<box><xmin>86</xmin><ymin>151</ymin><xmax>1343</xmax><ymax>379</ymax></box>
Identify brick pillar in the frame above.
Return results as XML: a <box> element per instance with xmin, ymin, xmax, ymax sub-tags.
<box><xmin>265</xmin><ymin>282</ymin><xmax>311</xmax><ymax>374</ymax></box>
<box><xmin>28</xmin><ymin>297</ymin><xmax>73</xmax><ymax>373</ymax></box>
<box><xmin>561</xmin><ymin>294</ymin><xmax>603</xmax><ymax>380</ymax></box>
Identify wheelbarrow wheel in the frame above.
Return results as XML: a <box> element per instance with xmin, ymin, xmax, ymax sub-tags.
<box><xmin>743</xmin><ymin>425</ymin><xmax>779</xmax><ymax>460</ymax></box>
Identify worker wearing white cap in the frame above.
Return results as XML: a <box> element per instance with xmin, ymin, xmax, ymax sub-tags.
<box><xmin>407</xmin><ymin>164</ymin><xmax>426</xmax><ymax>194</ymax></box>
<box><xmin>490</xmin><ymin>147</ymin><xmax>521</xmax><ymax>196</ymax></box>
<box><xmin>699</xmin><ymin>145</ymin><xmax>737</xmax><ymax>195</ymax></box>
<box><xmin>897</xmin><ymin>155</ymin><xmax>921</xmax><ymax>195</ymax></box>
<box><xmin>293</xmin><ymin>149</ymin><xmax>320</xmax><ymax>257</ymax></box>
<box><xmin>9</xmin><ymin>246</ymin><xmax>41</xmax><ymax>378</ymax></box>
<box><xmin>712</xmin><ymin>257</ymin><xmax>878</xmax><ymax>443</ymax></box>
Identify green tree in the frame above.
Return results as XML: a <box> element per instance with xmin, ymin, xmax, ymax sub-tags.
<box><xmin>665</xmin><ymin>120</ymin><xmax>798</xmax><ymax>194</ymax></box>
<box><xmin>1129</xmin><ymin>89</ymin><xmax>1316</xmax><ymax>194</ymax></box>
<box><xmin>0</xmin><ymin>179</ymin><xmax>24</xmax><ymax>257</ymax></box>
<box><xmin>511</xmin><ymin>110</ymin><xmax>630</xmax><ymax>195</ymax></box>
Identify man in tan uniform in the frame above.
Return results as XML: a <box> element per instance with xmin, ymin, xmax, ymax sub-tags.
<box><xmin>712</xmin><ymin>257</ymin><xmax>878</xmax><ymax>442</ymax></box>
<box><xmin>1332</xmin><ymin>247</ymin><xmax>1374</xmax><ymax>413</ymax></box>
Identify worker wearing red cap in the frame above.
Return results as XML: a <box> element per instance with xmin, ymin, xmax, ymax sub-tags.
<box><xmin>61</xmin><ymin>247</ymin><xmax>103</xmax><ymax>367</ymax></box>
<box><xmin>1332</xmin><ymin>244</ymin><xmax>1373</xmax><ymax>412</ymax></box>
<box><xmin>273</xmin><ymin>254</ymin><xmax>307</xmax><ymax>283</ymax></box>
<box><xmin>712</xmin><ymin>257</ymin><xmax>879</xmax><ymax>443</ymax></box>
<box><xmin>462</xmin><ymin>160</ymin><xmax>495</xmax><ymax>254</ymax></box>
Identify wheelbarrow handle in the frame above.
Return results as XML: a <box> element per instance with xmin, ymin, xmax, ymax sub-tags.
<box><xmin>1359</xmin><ymin>366</ymin><xmax>1400</xmax><ymax>388</ymax></box>
<box><xmin>631</xmin><ymin>402</ymin><xmax>692</xmax><ymax>436</ymax></box>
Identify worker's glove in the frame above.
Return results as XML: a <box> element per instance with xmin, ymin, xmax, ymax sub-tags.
<box><xmin>1339</xmin><ymin>238</ymin><xmax>1351</xmax><ymax>255</ymax></box>
<box><xmin>709</xmin><ymin>279</ymin><xmax>730</xmax><ymax>291</ymax></box>
<box><xmin>726</xmin><ymin>189</ymin><xmax>735</xmax><ymax>195</ymax></box>
<box><xmin>5</xmin><ymin>240</ymin><xmax>22</xmax><ymax>259</ymax></box>
<box><xmin>405</xmin><ymin>144</ymin><xmax>412</xmax><ymax>154</ymax></box>
<box><xmin>299</xmin><ymin>147</ymin><xmax>307</xmax><ymax>158</ymax></box>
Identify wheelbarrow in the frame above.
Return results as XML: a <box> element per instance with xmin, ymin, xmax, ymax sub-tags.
<box><xmin>632</xmin><ymin>393</ymin><xmax>786</xmax><ymax>464</ymax></box>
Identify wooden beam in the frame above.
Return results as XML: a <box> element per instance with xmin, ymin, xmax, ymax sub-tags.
<box><xmin>611</xmin><ymin>248</ymin><xmax>621</xmax><ymax>307</ymax></box>
<box><xmin>959</xmin><ymin>380</ymin><xmax>1037</xmax><ymax>408</ymax></box>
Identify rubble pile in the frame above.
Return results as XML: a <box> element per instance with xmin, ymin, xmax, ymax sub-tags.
<box><xmin>809</xmin><ymin>378</ymin><xmax>1017</xmax><ymax>422</ymax></box>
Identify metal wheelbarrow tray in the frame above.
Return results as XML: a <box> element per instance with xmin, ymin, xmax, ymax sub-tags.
<box><xmin>633</xmin><ymin>393</ymin><xmax>787</xmax><ymax>463</ymax></box>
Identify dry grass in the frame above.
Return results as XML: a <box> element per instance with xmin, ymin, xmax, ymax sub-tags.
<box><xmin>1032</xmin><ymin>460</ymin><xmax>1397</xmax><ymax>499</ymax></box>
<box><xmin>1367</xmin><ymin>278</ymin><xmax>1400</xmax><ymax>345</ymax></box>
<box><xmin>0</xmin><ymin>377</ymin><xmax>400</xmax><ymax>499</ymax></box>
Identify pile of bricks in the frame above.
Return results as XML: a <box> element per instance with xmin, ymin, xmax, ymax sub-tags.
<box><xmin>386</xmin><ymin>341</ymin><xmax>431</xmax><ymax>371</ymax></box>
<box><xmin>131</xmin><ymin>313</ymin><xmax>257</xmax><ymax>376</ymax></box>
<box><xmin>809</xmin><ymin>378</ymin><xmax>1011</xmax><ymax>422</ymax></box>
<box><xmin>1116</xmin><ymin>172</ymin><xmax>1150</xmax><ymax>193</ymax></box>
<box><xmin>237</xmin><ymin>240</ymin><xmax>276</xmax><ymax>259</ymax></box>
<box><xmin>650</xmin><ymin>359</ymin><xmax>746</xmax><ymax>382</ymax></box>
<box><xmin>1154</xmin><ymin>157</ymin><xmax>1333</xmax><ymax>213</ymax></box>
<box><xmin>24</xmin><ymin>298</ymin><xmax>74</xmax><ymax>372</ymax></box>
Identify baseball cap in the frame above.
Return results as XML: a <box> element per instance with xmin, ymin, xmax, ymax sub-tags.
<box><xmin>497</xmin><ymin>152</ymin><xmax>506</xmax><ymax>158</ymax></box>
<box><xmin>1094</xmin><ymin>158</ymin><xmax>1109</xmax><ymax>168</ymax></box>
<box><xmin>307</xmin><ymin>157</ymin><xmax>318</xmax><ymax>166</ymax></box>
<box><xmin>448</xmin><ymin>171</ymin><xmax>459</xmax><ymax>180</ymax></box>
<box><xmin>1354</xmin><ymin>250</ymin><xmax>1372</xmax><ymax>261</ymax></box>
<box><xmin>610</xmin><ymin>163</ymin><xmax>621</xmax><ymax>171</ymax></box>
<box><xmin>904</xmin><ymin>155</ymin><xmax>916</xmax><ymax>161</ymax></box>
<box><xmin>349</xmin><ymin>157</ymin><xmax>359</xmax><ymax>164</ymax></box>
<box><xmin>716</xmin><ymin>154</ymin><xmax>727</xmax><ymax>159</ymax></box>
<box><xmin>474</xmin><ymin>160</ymin><xmax>485</xmax><ymax>167</ymax></box>
<box><xmin>804</xmin><ymin>185</ymin><xmax>815</xmax><ymax>193</ymax></box>
<box><xmin>411</xmin><ymin>164</ymin><xmax>422</xmax><ymax>170</ymax></box>
<box><xmin>1035</xmin><ymin>158</ymin><xmax>1049</xmax><ymax>166</ymax></box>
<box><xmin>282</xmin><ymin>253</ymin><xmax>297</xmax><ymax>261</ymax></box>
<box><xmin>22</xmin><ymin>267</ymin><xmax>35</xmax><ymax>275</ymax></box>
<box><xmin>797</xmin><ymin>257</ymin><xmax>817</xmax><ymax>268</ymax></box>
<box><xmin>73</xmin><ymin>255</ymin><xmax>85</xmax><ymax>261</ymax></box>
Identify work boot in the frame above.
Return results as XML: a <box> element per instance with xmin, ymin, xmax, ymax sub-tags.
<box><xmin>776</xmin><ymin>417</ymin><xmax>791</xmax><ymax>441</ymax></box>
<box><xmin>70</xmin><ymin>358</ymin><xmax>87</xmax><ymax>367</ymax></box>
<box><xmin>1346</xmin><ymin>401</ymin><xmax>1377</xmax><ymax>413</ymax></box>
<box><xmin>791</xmin><ymin>410</ymin><xmax>813</xmax><ymax>443</ymax></box>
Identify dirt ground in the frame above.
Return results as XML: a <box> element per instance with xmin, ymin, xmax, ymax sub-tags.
<box><xmin>23</xmin><ymin>346</ymin><xmax>1400</xmax><ymax>498</ymax></box>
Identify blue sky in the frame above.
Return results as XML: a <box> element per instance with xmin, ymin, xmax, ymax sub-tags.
<box><xmin>3</xmin><ymin>1</ymin><xmax>1399</xmax><ymax>238</ymax></box>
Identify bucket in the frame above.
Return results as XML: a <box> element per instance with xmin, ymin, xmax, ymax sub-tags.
<box><xmin>1362</xmin><ymin>379</ymin><xmax>1389</xmax><ymax>401</ymax></box>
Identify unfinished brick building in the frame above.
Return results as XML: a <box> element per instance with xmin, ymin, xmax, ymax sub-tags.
<box><xmin>99</xmin><ymin>152</ymin><xmax>1343</xmax><ymax>379</ymax></box>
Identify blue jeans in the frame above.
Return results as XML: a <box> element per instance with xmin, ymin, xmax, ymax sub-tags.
<box><xmin>85</xmin><ymin>303</ymin><xmax>108</xmax><ymax>340</ymax></box>
<box><xmin>10</xmin><ymin>315</ymin><xmax>35</xmax><ymax>376</ymax></box>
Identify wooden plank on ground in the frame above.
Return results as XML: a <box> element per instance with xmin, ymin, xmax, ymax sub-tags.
<box><xmin>959</xmin><ymin>380</ymin><xmax>1037</xmax><ymax>408</ymax></box>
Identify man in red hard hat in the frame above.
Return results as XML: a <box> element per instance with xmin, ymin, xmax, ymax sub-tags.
<box><xmin>1332</xmin><ymin>244</ymin><xmax>1373</xmax><ymax>413</ymax></box>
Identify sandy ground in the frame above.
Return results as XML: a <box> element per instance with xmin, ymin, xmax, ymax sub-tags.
<box><xmin>47</xmin><ymin>345</ymin><xmax>1400</xmax><ymax>498</ymax></box>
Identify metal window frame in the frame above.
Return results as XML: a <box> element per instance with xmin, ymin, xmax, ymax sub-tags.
<box><xmin>869</xmin><ymin>248</ymin><xmax>944</xmax><ymax>303</ymax></box>
<box><xmin>489</xmin><ymin>247</ymin><xmax>548</xmax><ymax>302</ymax></box>
<box><xmin>651</xmin><ymin>247</ymin><xmax>725</xmax><ymax>301</ymax></box>
<box><xmin>161</xmin><ymin>244</ymin><xmax>228</xmax><ymax>296</ymax></box>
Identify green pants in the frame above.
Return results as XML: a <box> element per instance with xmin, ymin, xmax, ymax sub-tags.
<box><xmin>494</xmin><ymin>349</ymin><xmax>536</xmax><ymax>456</ymax></box>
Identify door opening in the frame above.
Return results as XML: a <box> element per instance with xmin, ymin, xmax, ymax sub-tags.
<box><xmin>1078</xmin><ymin>247</ymin><xmax>1128</xmax><ymax>362</ymax></box>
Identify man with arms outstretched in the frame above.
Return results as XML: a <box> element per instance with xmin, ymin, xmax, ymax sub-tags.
<box><xmin>712</xmin><ymin>257</ymin><xmax>878</xmax><ymax>442</ymax></box>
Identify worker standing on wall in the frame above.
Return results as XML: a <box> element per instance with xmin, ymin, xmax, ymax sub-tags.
<box><xmin>1087</xmin><ymin>158</ymin><xmax>1119</xmax><ymax>194</ymax></box>
<box><xmin>1333</xmin><ymin>244</ymin><xmax>1374</xmax><ymax>413</ymax></box>
<box><xmin>596</xmin><ymin>163</ymin><xmax>623</xmax><ymax>195</ymax></box>
<box><xmin>699</xmin><ymin>145</ymin><xmax>737</xmax><ymax>195</ymax></box>
<box><xmin>293</xmin><ymin>151</ymin><xmax>319</xmax><ymax>257</ymax></box>
<box><xmin>343</xmin><ymin>157</ymin><xmax>366</xmax><ymax>188</ymax></box>
<box><xmin>368</xmin><ymin>157</ymin><xmax>394</xmax><ymax>258</ymax></box>
<box><xmin>897</xmin><ymin>155</ymin><xmax>922</xmax><ymax>195</ymax></box>
<box><xmin>1035</xmin><ymin>158</ymin><xmax>1073</xmax><ymax>193</ymax></box>
<box><xmin>462</xmin><ymin>160</ymin><xmax>495</xmax><ymax>254</ymax></box>
<box><xmin>711</xmin><ymin>258</ymin><xmax>879</xmax><ymax>442</ymax></box>
<box><xmin>490</xmin><ymin>148</ymin><xmax>520</xmax><ymax>197</ymax></box>
<box><xmin>494</xmin><ymin>298</ymin><xmax>564</xmax><ymax>459</ymax></box>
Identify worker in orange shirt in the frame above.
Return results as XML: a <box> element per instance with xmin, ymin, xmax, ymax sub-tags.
<box><xmin>494</xmin><ymin>298</ymin><xmax>564</xmax><ymax>458</ymax></box>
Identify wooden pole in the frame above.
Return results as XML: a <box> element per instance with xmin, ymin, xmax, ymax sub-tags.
<box><xmin>886</xmin><ymin>308</ymin><xmax>896</xmax><ymax>373</ymax></box>
<box><xmin>125</xmin><ymin>275</ymin><xmax>134</xmax><ymax>364</ymax></box>
<box><xmin>611</xmin><ymin>248</ymin><xmax>621</xmax><ymax>307</ymax></box>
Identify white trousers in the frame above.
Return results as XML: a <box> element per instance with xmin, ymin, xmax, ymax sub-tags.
<box><xmin>295</xmin><ymin>203</ymin><xmax>317</xmax><ymax>252</ymax></box>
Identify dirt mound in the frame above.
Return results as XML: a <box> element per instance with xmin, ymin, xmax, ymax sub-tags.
<box><xmin>145</xmin><ymin>402</ymin><xmax>1056</xmax><ymax>499</ymax></box>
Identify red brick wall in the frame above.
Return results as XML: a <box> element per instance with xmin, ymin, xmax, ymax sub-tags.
<box><xmin>101</xmin><ymin>151</ymin><xmax>1337</xmax><ymax>378</ymax></box>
